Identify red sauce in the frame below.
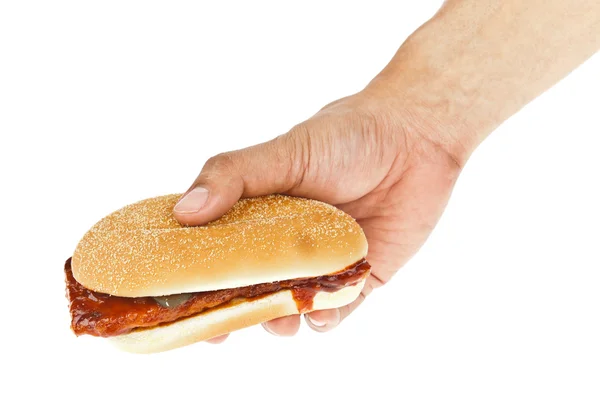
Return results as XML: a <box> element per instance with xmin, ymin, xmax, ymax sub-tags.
<box><xmin>289</xmin><ymin>260</ymin><xmax>371</xmax><ymax>312</ymax></box>
<box><xmin>65</xmin><ymin>258</ymin><xmax>370</xmax><ymax>337</ymax></box>
<box><xmin>291</xmin><ymin>288</ymin><xmax>317</xmax><ymax>314</ymax></box>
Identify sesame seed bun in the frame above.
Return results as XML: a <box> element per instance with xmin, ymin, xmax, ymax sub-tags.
<box><xmin>71</xmin><ymin>194</ymin><xmax>368</xmax><ymax>297</ymax></box>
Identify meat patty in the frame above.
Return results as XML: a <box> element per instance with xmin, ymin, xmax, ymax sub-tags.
<box><xmin>65</xmin><ymin>258</ymin><xmax>370</xmax><ymax>337</ymax></box>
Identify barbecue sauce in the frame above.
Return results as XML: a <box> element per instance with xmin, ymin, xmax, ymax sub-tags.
<box><xmin>65</xmin><ymin>258</ymin><xmax>370</xmax><ymax>337</ymax></box>
<box><xmin>290</xmin><ymin>259</ymin><xmax>370</xmax><ymax>312</ymax></box>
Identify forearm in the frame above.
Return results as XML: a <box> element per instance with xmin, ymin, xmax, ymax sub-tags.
<box><xmin>371</xmin><ymin>0</ymin><xmax>600</xmax><ymax>163</ymax></box>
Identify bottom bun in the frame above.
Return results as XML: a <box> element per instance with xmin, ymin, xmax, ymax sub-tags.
<box><xmin>108</xmin><ymin>278</ymin><xmax>366</xmax><ymax>354</ymax></box>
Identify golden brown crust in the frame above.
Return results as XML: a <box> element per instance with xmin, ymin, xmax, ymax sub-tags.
<box><xmin>72</xmin><ymin>194</ymin><xmax>368</xmax><ymax>297</ymax></box>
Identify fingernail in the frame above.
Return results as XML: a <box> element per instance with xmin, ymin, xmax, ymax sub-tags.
<box><xmin>174</xmin><ymin>187</ymin><xmax>209</xmax><ymax>214</ymax></box>
<box><xmin>307</xmin><ymin>315</ymin><xmax>326</xmax><ymax>327</ymax></box>
<box><xmin>262</xmin><ymin>322</ymin><xmax>281</xmax><ymax>336</ymax></box>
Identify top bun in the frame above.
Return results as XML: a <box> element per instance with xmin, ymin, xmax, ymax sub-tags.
<box><xmin>71</xmin><ymin>194</ymin><xmax>368</xmax><ymax>297</ymax></box>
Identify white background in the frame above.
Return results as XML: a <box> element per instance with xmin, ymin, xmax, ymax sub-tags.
<box><xmin>1</xmin><ymin>1</ymin><xmax>599</xmax><ymax>399</ymax></box>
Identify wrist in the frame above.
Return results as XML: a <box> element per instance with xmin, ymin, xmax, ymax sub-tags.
<box><xmin>362</xmin><ymin>58</ymin><xmax>484</xmax><ymax>168</ymax></box>
<box><xmin>361</xmin><ymin>39</ymin><xmax>495</xmax><ymax>166</ymax></box>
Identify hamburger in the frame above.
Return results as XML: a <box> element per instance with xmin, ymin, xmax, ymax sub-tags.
<box><xmin>65</xmin><ymin>194</ymin><xmax>370</xmax><ymax>353</ymax></box>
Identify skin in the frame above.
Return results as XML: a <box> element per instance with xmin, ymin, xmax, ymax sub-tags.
<box><xmin>173</xmin><ymin>0</ymin><xmax>600</xmax><ymax>342</ymax></box>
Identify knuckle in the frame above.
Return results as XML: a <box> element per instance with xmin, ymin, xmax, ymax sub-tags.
<box><xmin>282</xmin><ymin>124</ymin><xmax>312</xmax><ymax>188</ymax></box>
<box><xmin>203</xmin><ymin>152</ymin><xmax>238</xmax><ymax>175</ymax></box>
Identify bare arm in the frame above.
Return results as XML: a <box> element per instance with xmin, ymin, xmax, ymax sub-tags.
<box><xmin>373</xmin><ymin>0</ymin><xmax>600</xmax><ymax>162</ymax></box>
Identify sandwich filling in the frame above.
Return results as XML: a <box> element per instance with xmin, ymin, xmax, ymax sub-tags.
<box><xmin>65</xmin><ymin>258</ymin><xmax>370</xmax><ymax>337</ymax></box>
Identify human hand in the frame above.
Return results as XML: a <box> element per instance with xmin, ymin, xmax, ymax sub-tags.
<box><xmin>173</xmin><ymin>84</ymin><xmax>466</xmax><ymax>341</ymax></box>
<box><xmin>173</xmin><ymin>0</ymin><xmax>600</xmax><ymax>342</ymax></box>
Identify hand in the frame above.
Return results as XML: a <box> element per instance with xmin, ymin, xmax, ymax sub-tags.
<box><xmin>173</xmin><ymin>85</ymin><xmax>465</xmax><ymax>342</ymax></box>
<box><xmin>172</xmin><ymin>0</ymin><xmax>599</xmax><ymax>343</ymax></box>
<box><xmin>172</xmin><ymin>0</ymin><xmax>600</xmax><ymax>343</ymax></box>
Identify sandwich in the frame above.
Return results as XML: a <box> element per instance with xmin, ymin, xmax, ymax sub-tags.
<box><xmin>65</xmin><ymin>194</ymin><xmax>370</xmax><ymax>353</ymax></box>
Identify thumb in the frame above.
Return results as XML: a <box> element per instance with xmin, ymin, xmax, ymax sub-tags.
<box><xmin>173</xmin><ymin>133</ymin><xmax>306</xmax><ymax>226</ymax></box>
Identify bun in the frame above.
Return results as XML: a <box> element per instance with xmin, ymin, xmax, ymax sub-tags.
<box><xmin>109</xmin><ymin>276</ymin><xmax>367</xmax><ymax>353</ymax></box>
<box><xmin>72</xmin><ymin>194</ymin><xmax>368</xmax><ymax>297</ymax></box>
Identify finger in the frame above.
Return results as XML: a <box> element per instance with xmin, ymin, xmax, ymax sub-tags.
<box><xmin>305</xmin><ymin>273</ymin><xmax>379</xmax><ymax>332</ymax></box>
<box><xmin>337</xmin><ymin>292</ymin><xmax>367</xmax><ymax>325</ymax></box>
<box><xmin>205</xmin><ymin>334</ymin><xmax>229</xmax><ymax>344</ymax></box>
<box><xmin>305</xmin><ymin>295</ymin><xmax>366</xmax><ymax>333</ymax></box>
<box><xmin>173</xmin><ymin>133</ymin><xmax>305</xmax><ymax>227</ymax></box>
<box><xmin>262</xmin><ymin>315</ymin><xmax>301</xmax><ymax>337</ymax></box>
<box><xmin>304</xmin><ymin>308</ymin><xmax>341</xmax><ymax>332</ymax></box>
